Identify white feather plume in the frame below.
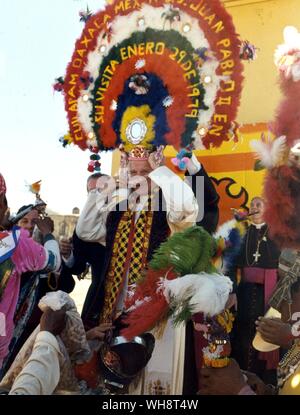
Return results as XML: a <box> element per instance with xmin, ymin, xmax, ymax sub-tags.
<box><xmin>250</xmin><ymin>135</ymin><xmax>287</xmax><ymax>169</ymax></box>
<box><xmin>214</xmin><ymin>219</ymin><xmax>237</xmax><ymax>240</ymax></box>
<box><xmin>162</xmin><ymin>273</ymin><xmax>232</xmax><ymax>317</ymax></box>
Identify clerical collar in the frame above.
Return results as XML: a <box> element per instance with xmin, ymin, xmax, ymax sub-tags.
<box><xmin>250</xmin><ymin>222</ymin><xmax>266</xmax><ymax>229</ymax></box>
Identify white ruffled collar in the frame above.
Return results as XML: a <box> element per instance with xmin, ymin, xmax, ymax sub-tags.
<box><xmin>250</xmin><ymin>222</ymin><xmax>266</xmax><ymax>230</ymax></box>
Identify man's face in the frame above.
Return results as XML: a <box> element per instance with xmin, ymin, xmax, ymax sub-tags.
<box><xmin>249</xmin><ymin>197</ymin><xmax>265</xmax><ymax>224</ymax></box>
<box><xmin>128</xmin><ymin>160</ymin><xmax>153</xmax><ymax>196</ymax></box>
<box><xmin>87</xmin><ymin>178</ymin><xmax>98</xmax><ymax>193</ymax></box>
<box><xmin>18</xmin><ymin>209</ymin><xmax>39</xmax><ymax>236</ymax></box>
<box><xmin>128</xmin><ymin>159</ymin><xmax>153</xmax><ymax>178</ymax></box>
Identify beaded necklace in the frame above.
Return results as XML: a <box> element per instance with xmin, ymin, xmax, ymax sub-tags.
<box><xmin>277</xmin><ymin>340</ymin><xmax>300</xmax><ymax>388</ymax></box>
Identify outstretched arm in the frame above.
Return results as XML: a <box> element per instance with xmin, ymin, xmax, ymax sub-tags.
<box><xmin>76</xmin><ymin>176</ymin><xmax>129</xmax><ymax>243</ymax></box>
<box><xmin>149</xmin><ymin>165</ymin><xmax>199</xmax><ymax>234</ymax></box>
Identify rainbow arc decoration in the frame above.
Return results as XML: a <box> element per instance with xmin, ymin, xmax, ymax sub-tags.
<box><xmin>63</xmin><ymin>0</ymin><xmax>244</xmax><ymax>154</ymax></box>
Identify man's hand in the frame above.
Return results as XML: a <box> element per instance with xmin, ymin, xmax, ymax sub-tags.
<box><xmin>118</xmin><ymin>167</ymin><xmax>129</xmax><ymax>190</ymax></box>
<box><xmin>128</xmin><ymin>175</ymin><xmax>149</xmax><ymax>198</ymax></box>
<box><xmin>199</xmin><ymin>359</ymin><xmax>246</xmax><ymax>395</ymax></box>
<box><xmin>120</xmin><ymin>148</ymin><xmax>129</xmax><ymax>169</ymax></box>
<box><xmin>86</xmin><ymin>323</ymin><xmax>114</xmax><ymax>341</ymax></box>
<box><xmin>33</xmin><ymin>217</ymin><xmax>54</xmax><ymax>236</ymax></box>
<box><xmin>40</xmin><ymin>308</ymin><xmax>66</xmax><ymax>336</ymax></box>
<box><xmin>96</xmin><ymin>175</ymin><xmax>124</xmax><ymax>198</ymax></box>
<box><xmin>59</xmin><ymin>238</ymin><xmax>73</xmax><ymax>259</ymax></box>
<box><xmin>148</xmin><ymin>146</ymin><xmax>165</xmax><ymax>170</ymax></box>
<box><xmin>255</xmin><ymin>317</ymin><xmax>293</xmax><ymax>348</ymax></box>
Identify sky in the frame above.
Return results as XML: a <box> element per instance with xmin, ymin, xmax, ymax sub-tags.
<box><xmin>0</xmin><ymin>0</ymin><xmax>111</xmax><ymax>215</ymax></box>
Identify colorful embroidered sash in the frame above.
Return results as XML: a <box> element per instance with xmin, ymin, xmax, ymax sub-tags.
<box><xmin>100</xmin><ymin>208</ymin><xmax>153</xmax><ymax>323</ymax></box>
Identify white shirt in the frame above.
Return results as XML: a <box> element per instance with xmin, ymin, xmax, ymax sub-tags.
<box><xmin>76</xmin><ymin>166</ymin><xmax>199</xmax><ymax>243</ymax></box>
<box><xmin>9</xmin><ymin>331</ymin><xmax>61</xmax><ymax>395</ymax></box>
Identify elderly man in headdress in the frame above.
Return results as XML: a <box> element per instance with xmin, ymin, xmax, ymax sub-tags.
<box><xmin>76</xmin><ymin>145</ymin><xmax>219</xmax><ymax>394</ymax></box>
<box><xmin>0</xmin><ymin>173</ymin><xmax>61</xmax><ymax>370</ymax></box>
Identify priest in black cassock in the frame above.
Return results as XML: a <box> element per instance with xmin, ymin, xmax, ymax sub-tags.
<box><xmin>231</xmin><ymin>196</ymin><xmax>281</xmax><ymax>383</ymax></box>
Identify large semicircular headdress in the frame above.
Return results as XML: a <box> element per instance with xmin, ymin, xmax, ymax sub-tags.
<box><xmin>62</xmin><ymin>0</ymin><xmax>244</xmax><ymax>164</ymax></box>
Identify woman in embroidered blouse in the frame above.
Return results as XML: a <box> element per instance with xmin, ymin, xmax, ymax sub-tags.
<box><xmin>0</xmin><ymin>173</ymin><xmax>61</xmax><ymax>370</ymax></box>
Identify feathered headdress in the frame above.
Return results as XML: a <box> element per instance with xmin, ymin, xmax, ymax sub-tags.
<box><xmin>250</xmin><ymin>27</ymin><xmax>300</xmax><ymax>249</ymax></box>
<box><xmin>60</xmin><ymin>0</ymin><xmax>244</xmax><ymax>165</ymax></box>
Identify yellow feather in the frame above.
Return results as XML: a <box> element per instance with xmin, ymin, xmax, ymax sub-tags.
<box><xmin>120</xmin><ymin>105</ymin><xmax>156</xmax><ymax>152</ymax></box>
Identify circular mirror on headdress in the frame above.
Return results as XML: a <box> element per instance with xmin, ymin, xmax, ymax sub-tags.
<box><xmin>126</xmin><ymin>119</ymin><xmax>147</xmax><ymax>145</ymax></box>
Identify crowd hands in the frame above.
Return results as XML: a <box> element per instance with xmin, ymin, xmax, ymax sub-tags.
<box><xmin>199</xmin><ymin>316</ymin><xmax>296</xmax><ymax>395</ymax></box>
<box><xmin>40</xmin><ymin>308</ymin><xmax>113</xmax><ymax>342</ymax></box>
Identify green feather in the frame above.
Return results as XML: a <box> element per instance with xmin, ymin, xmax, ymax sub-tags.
<box><xmin>149</xmin><ymin>226</ymin><xmax>217</xmax><ymax>275</ymax></box>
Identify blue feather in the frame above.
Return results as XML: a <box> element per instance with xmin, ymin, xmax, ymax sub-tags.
<box><xmin>113</xmin><ymin>72</ymin><xmax>170</xmax><ymax>147</ymax></box>
<box><xmin>223</xmin><ymin>228</ymin><xmax>243</xmax><ymax>272</ymax></box>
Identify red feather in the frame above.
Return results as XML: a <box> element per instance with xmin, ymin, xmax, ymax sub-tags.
<box><xmin>263</xmin><ymin>39</ymin><xmax>300</xmax><ymax>249</ymax></box>
<box><xmin>263</xmin><ymin>165</ymin><xmax>300</xmax><ymax>249</ymax></box>
<box><xmin>121</xmin><ymin>268</ymin><xmax>177</xmax><ymax>339</ymax></box>
<box><xmin>270</xmin><ymin>78</ymin><xmax>300</xmax><ymax>148</ymax></box>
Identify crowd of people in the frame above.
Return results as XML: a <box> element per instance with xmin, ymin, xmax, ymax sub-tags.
<box><xmin>0</xmin><ymin>144</ymin><xmax>300</xmax><ymax>396</ymax></box>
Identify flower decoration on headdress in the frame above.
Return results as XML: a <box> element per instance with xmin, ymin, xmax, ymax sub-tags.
<box><xmin>79</xmin><ymin>71</ymin><xmax>94</xmax><ymax>90</ymax></box>
<box><xmin>59</xmin><ymin>133</ymin><xmax>73</xmax><ymax>148</ymax></box>
<box><xmin>61</xmin><ymin>0</ymin><xmax>244</xmax><ymax>166</ymax></box>
<box><xmin>53</xmin><ymin>76</ymin><xmax>64</xmax><ymax>93</ymax></box>
<box><xmin>128</xmin><ymin>74</ymin><xmax>150</xmax><ymax>95</ymax></box>
<box><xmin>161</xmin><ymin>6</ymin><xmax>181</xmax><ymax>29</ymax></box>
<box><xmin>79</xmin><ymin>6</ymin><xmax>92</xmax><ymax>23</ymax></box>
<box><xmin>239</xmin><ymin>40</ymin><xmax>258</xmax><ymax>61</ymax></box>
<box><xmin>193</xmin><ymin>47</ymin><xmax>215</xmax><ymax>68</ymax></box>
